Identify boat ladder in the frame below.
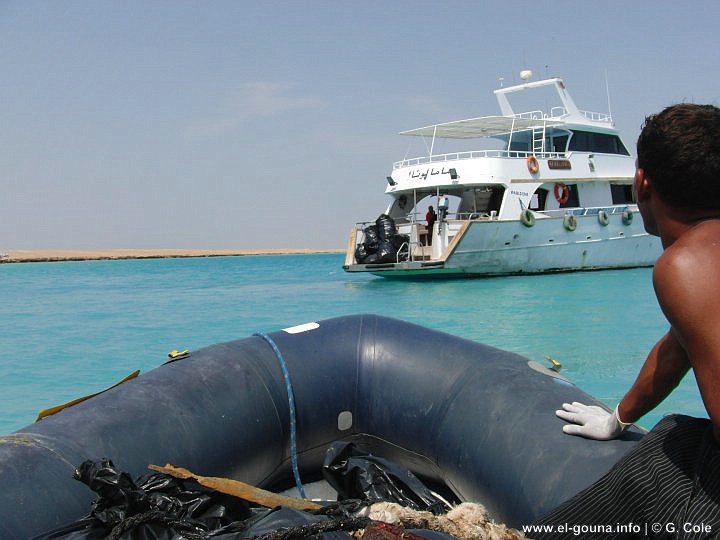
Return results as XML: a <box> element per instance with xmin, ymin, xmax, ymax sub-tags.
<box><xmin>532</xmin><ymin>126</ymin><xmax>545</xmax><ymax>154</ymax></box>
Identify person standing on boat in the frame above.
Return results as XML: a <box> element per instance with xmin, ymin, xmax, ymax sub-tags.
<box><xmin>425</xmin><ymin>206</ymin><xmax>437</xmax><ymax>246</ymax></box>
<box><xmin>536</xmin><ymin>104</ymin><xmax>720</xmax><ymax>536</ymax></box>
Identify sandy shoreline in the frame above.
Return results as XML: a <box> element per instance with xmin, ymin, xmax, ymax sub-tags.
<box><xmin>0</xmin><ymin>248</ymin><xmax>344</xmax><ymax>264</ymax></box>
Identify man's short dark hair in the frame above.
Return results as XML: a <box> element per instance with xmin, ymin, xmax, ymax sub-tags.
<box><xmin>637</xmin><ymin>103</ymin><xmax>720</xmax><ymax>209</ymax></box>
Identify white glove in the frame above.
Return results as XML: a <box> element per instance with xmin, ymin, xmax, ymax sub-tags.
<box><xmin>556</xmin><ymin>402</ymin><xmax>630</xmax><ymax>440</ymax></box>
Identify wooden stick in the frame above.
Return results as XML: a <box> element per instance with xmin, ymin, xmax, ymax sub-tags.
<box><xmin>148</xmin><ymin>463</ymin><xmax>322</xmax><ymax>511</ymax></box>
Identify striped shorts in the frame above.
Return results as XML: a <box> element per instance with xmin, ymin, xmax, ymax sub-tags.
<box><xmin>532</xmin><ymin>415</ymin><xmax>720</xmax><ymax>539</ymax></box>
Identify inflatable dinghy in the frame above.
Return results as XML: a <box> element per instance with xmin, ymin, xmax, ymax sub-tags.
<box><xmin>0</xmin><ymin>314</ymin><xmax>643</xmax><ymax>538</ymax></box>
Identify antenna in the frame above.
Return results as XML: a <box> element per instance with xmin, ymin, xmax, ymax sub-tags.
<box><xmin>605</xmin><ymin>69</ymin><xmax>613</xmax><ymax>121</ymax></box>
<box><xmin>498</xmin><ymin>76</ymin><xmax>504</xmax><ymax>88</ymax></box>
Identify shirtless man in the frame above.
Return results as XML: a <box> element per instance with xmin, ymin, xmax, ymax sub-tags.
<box><xmin>535</xmin><ymin>104</ymin><xmax>720</xmax><ymax>535</ymax></box>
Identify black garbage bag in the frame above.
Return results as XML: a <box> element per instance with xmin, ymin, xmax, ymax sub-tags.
<box><xmin>355</xmin><ymin>243</ymin><xmax>372</xmax><ymax>263</ymax></box>
<box><xmin>362</xmin><ymin>225</ymin><xmax>380</xmax><ymax>247</ymax></box>
<box><xmin>36</xmin><ymin>458</ymin><xmax>454</xmax><ymax>539</ymax></box>
<box><xmin>322</xmin><ymin>442</ymin><xmax>451</xmax><ymax>516</ymax></box>
<box><xmin>375</xmin><ymin>214</ymin><xmax>396</xmax><ymax>242</ymax></box>
<box><xmin>389</xmin><ymin>234</ymin><xmax>409</xmax><ymax>250</ymax></box>
<box><xmin>375</xmin><ymin>241</ymin><xmax>397</xmax><ymax>263</ymax></box>
<box><xmin>361</xmin><ymin>252</ymin><xmax>379</xmax><ymax>265</ymax></box>
<box><xmin>33</xmin><ymin>459</ymin><xmax>251</xmax><ymax>540</ymax></box>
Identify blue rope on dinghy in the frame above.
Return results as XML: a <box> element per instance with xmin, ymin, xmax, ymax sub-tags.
<box><xmin>254</xmin><ymin>331</ymin><xmax>307</xmax><ymax>499</ymax></box>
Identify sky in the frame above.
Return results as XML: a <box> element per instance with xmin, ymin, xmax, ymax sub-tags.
<box><xmin>1</xmin><ymin>1</ymin><xmax>719</xmax><ymax>250</ymax></box>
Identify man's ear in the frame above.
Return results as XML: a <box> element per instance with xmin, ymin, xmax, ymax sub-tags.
<box><xmin>634</xmin><ymin>167</ymin><xmax>652</xmax><ymax>202</ymax></box>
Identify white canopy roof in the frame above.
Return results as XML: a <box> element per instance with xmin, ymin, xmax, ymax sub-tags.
<box><xmin>399</xmin><ymin>115</ymin><xmax>563</xmax><ymax>139</ymax></box>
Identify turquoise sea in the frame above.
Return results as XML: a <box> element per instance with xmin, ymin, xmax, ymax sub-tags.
<box><xmin>0</xmin><ymin>253</ymin><xmax>706</xmax><ymax>435</ymax></box>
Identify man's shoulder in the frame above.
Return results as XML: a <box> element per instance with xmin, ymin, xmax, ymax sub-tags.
<box><xmin>653</xmin><ymin>220</ymin><xmax>720</xmax><ymax>320</ymax></box>
<box><xmin>658</xmin><ymin>220</ymin><xmax>720</xmax><ymax>273</ymax></box>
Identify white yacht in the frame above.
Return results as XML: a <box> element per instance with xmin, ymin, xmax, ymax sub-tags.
<box><xmin>343</xmin><ymin>73</ymin><xmax>661</xmax><ymax>278</ymax></box>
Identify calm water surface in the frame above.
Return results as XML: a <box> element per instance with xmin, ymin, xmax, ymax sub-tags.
<box><xmin>0</xmin><ymin>253</ymin><xmax>704</xmax><ymax>434</ymax></box>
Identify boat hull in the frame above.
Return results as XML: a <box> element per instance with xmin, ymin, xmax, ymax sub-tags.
<box><xmin>0</xmin><ymin>315</ymin><xmax>643</xmax><ymax>537</ymax></box>
<box><xmin>345</xmin><ymin>213</ymin><xmax>661</xmax><ymax>278</ymax></box>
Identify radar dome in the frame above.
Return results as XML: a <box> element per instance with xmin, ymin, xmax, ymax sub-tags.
<box><xmin>520</xmin><ymin>70</ymin><xmax>533</xmax><ymax>81</ymax></box>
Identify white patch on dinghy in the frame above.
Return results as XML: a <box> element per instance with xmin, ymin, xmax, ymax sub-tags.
<box><xmin>337</xmin><ymin>411</ymin><xmax>353</xmax><ymax>431</ymax></box>
<box><xmin>282</xmin><ymin>322</ymin><xmax>320</xmax><ymax>334</ymax></box>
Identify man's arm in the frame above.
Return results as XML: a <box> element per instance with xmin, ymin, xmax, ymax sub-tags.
<box><xmin>556</xmin><ymin>332</ymin><xmax>689</xmax><ymax>440</ymax></box>
<box><xmin>617</xmin><ymin>330</ymin><xmax>691</xmax><ymax>423</ymax></box>
<box><xmin>557</xmin><ymin>227</ymin><xmax>720</xmax><ymax>439</ymax></box>
<box><xmin>556</xmin><ymin>254</ymin><xmax>693</xmax><ymax>439</ymax></box>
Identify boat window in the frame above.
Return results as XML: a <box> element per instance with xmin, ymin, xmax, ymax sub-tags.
<box><xmin>559</xmin><ymin>184</ymin><xmax>580</xmax><ymax>208</ymax></box>
<box><xmin>510</xmin><ymin>141</ymin><xmax>530</xmax><ymax>152</ymax></box>
<box><xmin>508</xmin><ymin>132</ymin><xmax>531</xmax><ymax>153</ymax></box>
<box><xmin>387</xmin><ymin>194</ymin><xmax>412</xmax><ymax>222</ymax></box>
<box><xmin>552</xmin><ymin>135</ymin><xmax>569</xmax><ymax>153</ymax></box>
<box><xmin>540</xmin><ymin>134</ymin><xmax>570</xmax><ymax>154</ymax></box>
<box><xmin>569</xmin><ymin>131</ymin><xmax>590</xmax><ymax>151</ymax></box>
<box><xmin>487</xmin><ymin>187</ymin><xmax>504</xmax><ymax>213</ymax></box>
<box><xmin>568</xmin><ymin>130</ymin><xmax>630</xmax><ymax>155</ymax></box>
<box><xmin>409</xmin><ymin>193</ymin><xmax>461</xmax><ymax>221</ymax></box>
<box><xmin>457</xmin><ymin>187</ymin><xmax>505</xmax><ymax>218</ymax></box>
<box><xmin>505</xmin><ymin>129</ymin><xmax>570</xmax><ymax>155</ymax></box>
<box><xmin>611</xmin><ymin>184</ymin><xmax>634</xmax><ymax>204</ymax></box>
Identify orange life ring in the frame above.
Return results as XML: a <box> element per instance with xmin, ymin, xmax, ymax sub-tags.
<box><xmin>527</xmin><ymin>155</ymin><xmax>539</xmax><ymax>174</ymax></box>
<box><xmin>554</xmin><ymin>183</ymin><xmax>570</xmax><ymax>204</ymax></box>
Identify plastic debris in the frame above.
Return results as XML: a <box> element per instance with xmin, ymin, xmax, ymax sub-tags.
<box><xmin>375</xmin><ymin>241</ymin><xmax>397</xmax><ymax>263</ymax></box>
<box><xmin>31</xmin><ymin>459</ymin><xmax>251</xmax><ymax>539</ymax></box>
<box><xmin>355</xmin><ymin>243</ymin><xmax>372</xmax><ymax>264</ymax></box>
<box><xmin>34</xmin><ymin>452</ymin><xmax>522</xmax><ymax>539</ymax></box>
<box><xmin>355</xmin><ymin>215</ymin><xmax>412</xmax><ymax>264</ymax></box>
<box><xmin>322</xmin><ymin>442</ymin><xmax>450</xmax><ymax>516</ymax></box>
<box><xmin>375</xmin><ymin>215</ymin><xmax>396</xmax><ymax>242</ymax></box>
<box><xmin>389</xmin><ymin>234</ymin><xmax>409</xmax><ymax>251</ymax></box>
<box><xmin>362</xmin><ymin>225</ymin><xmax>380</xmax><ymax>247</ymax></box>
<box><xmin>32</xmin><ymin>460</ymin><xmax>366</xmax><ymax>539</ymax></box>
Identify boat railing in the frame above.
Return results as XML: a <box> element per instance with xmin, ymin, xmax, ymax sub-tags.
<box><xmin>539</xmin><ymin>205</ymin><xmax>631</xmax><ymax>218</ymax></box>
<box><xmin>580</xmin><ymin>110</ymin><xmax>613</xmax><ymax>123</ymax></box>
<box><xmin>451</xmin><ymin>212</ymin><xmax>498</xmax><ymax>221</ymax></box>
<box><xmin>394</xmin><ymin>150</ymin><xmax>565</xmax><ymax>169</ymax></box>
<box><xmin>396</xmin><ymin>241</ymin><xmax>410</xmax><ymax>263</ymax></box>
<box><xmin>546</xmin><ymin>107</ymin><xmax>613</xmax><ymax>123</ymax></box>
<box><xmin>402</xmin><ymin>212</ymin><xmax>499</xmax><ymax>223</ymax></box>
<box><xmin>512</xmin><ymin>110</ymin><xmax>545</xmax><ymax>120</ymax></box>
<box><xmin>356</xmin><ymin>206</ymin><xmax>634</xmax><ymax>230</ymax></box>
